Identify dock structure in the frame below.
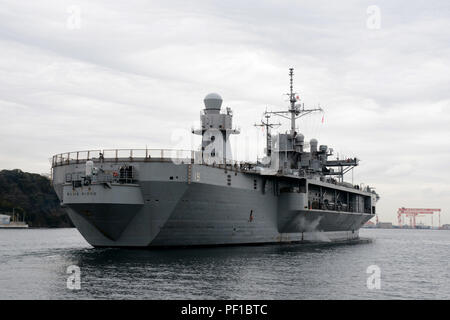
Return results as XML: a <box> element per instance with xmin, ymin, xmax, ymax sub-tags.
<box><xmin>397</xmin><ymin>208</ymin><xmax>442</xmax><ymax>229</ymax></box>
<box><xmin>0</xmin><ymin>212</ymin><xmax>29</xmax><ymax>229</ymax></box>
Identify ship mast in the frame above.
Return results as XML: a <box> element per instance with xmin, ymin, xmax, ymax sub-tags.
<box><xmin>265</xmin><ymin>67</ymin><xmax>323</xmax><ymax>136</ymax></box>
<box><xmin>289</xmin><ymin>68</ymin><xmax>296</xmax><ymax>135</ymax></box>
<box><xmin>254</xmin><ymin>112</ymin><xmax>281</xmax><ymax>156</ymax></box>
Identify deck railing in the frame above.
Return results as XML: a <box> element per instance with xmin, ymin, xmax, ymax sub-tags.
<box><xmin>51</xmin><ymin>149</ymin><xmax>197</xmax><ymax>167</ymax></box>
<box><xmin>51</xmin><ymin>148</ymin><xmax>246</xmax><ymax>168</ymax></box>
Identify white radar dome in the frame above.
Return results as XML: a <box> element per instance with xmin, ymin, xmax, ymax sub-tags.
<box><xmin>204</xmin><ymin>93</ymin><xmax>223</xmax><ymax>110</ymax></box>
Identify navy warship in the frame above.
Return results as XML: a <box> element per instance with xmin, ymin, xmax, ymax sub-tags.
<box><xmin>51</xmin><ymin>68</ymin><xmax>379</xmax><ymax>247</ymax></box>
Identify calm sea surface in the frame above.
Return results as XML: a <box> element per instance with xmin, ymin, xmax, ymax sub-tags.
<box><xmin>0</xmin><ymin>228</ymin><xmax>449</xmax><ymax>299</ymax></box>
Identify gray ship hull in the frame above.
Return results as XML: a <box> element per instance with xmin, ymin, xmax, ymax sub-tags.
<box><xmin>53</xmin><ymin>160</ymin><xmax>373</xmax><ymax>248</ymax></box>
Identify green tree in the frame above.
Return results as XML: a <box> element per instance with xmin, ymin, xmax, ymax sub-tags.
<box><xmin>0</xmin><ymin>169</ymin><xmax>72</xmax><ymax>227</ymax></box>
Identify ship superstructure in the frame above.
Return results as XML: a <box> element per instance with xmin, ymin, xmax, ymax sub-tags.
<box><xmin>51</xmin><ymin>69</ymin><xmax>379</xmax><ymax>247</ymax></box>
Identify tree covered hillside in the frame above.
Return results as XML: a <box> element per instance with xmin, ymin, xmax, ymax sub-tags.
<box><xmin>0</xmin><ymin>169</ymin><xmax>72</xmax><ymax>227</ymax></box>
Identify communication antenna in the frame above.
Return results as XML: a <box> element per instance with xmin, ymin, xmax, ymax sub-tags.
<box><xmin>265</xmin><ymin>67</ymin><xmax>324</xmax><ymax>136</ymax></box>
<box><xmin>254</xmin><ymin>110</ymin><xmax>281</xmax><ymax>156</ymax></box>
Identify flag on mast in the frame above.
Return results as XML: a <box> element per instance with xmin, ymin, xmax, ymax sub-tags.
<box><xmin>321</xmin><ymin>115</ymin><xmax>324</xmax><ymax>123</ymax></box>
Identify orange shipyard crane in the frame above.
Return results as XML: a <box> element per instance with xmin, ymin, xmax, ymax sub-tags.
<box><xmin>397</xmin><ymin>208</ymin><xmax>442</xmax><ymax>228</ymax></box>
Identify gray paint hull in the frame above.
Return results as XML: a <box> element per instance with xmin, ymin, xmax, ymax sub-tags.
<box><xmin>53</xmin><ymin>161</ymin><xmax>373</xmax><ymax>247</ymax></box>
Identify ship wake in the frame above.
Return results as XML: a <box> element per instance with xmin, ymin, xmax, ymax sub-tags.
<box><xmin>295</xmin><ymin>216</ymin><xmax>331</xmax><ymax>242</ymax></box>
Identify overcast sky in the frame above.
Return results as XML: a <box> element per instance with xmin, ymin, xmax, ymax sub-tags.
<box><xmin>0</xmin><ymin>0</ymin><xmax>449</xmax><ymax>224</ymax></box>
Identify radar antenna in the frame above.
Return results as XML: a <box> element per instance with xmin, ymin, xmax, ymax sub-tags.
<box><xmin>254</xmin><ymin>111</ymin><xmax>281</xmax><ymax>156</ymax></box>
<box><xmin>265</xmin><ymin>67</ymin><xmax>324</xmax><ymax>136</ymax></box>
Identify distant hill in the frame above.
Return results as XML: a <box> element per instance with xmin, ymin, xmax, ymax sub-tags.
<box><xmin>0</xmin><ymin>169</ymin><xmax>73</xmax><ymax>228</ymax></box>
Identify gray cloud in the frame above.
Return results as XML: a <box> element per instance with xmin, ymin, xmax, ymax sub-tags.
<box><xmin>0</xmin><ymin>0</ymin><xmax>449</xmax><ymax>224</ymax></box>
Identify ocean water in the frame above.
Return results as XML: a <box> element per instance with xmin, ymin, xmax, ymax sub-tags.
<box><xmin>0</xmin><ymin>228</ymin><xmax>449</xmax><ymax>299</ymax></box>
